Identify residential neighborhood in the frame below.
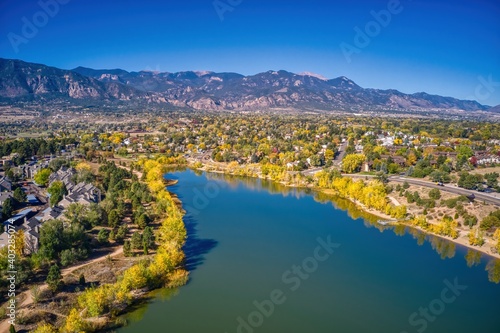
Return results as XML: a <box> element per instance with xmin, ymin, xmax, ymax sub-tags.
<box><xmin>0</xmin><ymin>157</ymin><xmax>101</xmax><ymax>255</ymax></box>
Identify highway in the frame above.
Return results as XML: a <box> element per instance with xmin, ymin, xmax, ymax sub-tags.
<box><xmin>388</xmin><ymin>176</ymin><xmax>500</xmax><ymax>207</ymax></box>
<box><xmin>301</xmin><ymin>169</ymin><xmax>500</xmax><ymax>206</ymax></box>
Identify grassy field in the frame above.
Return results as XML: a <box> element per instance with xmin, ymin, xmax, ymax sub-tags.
<box><xmin>470</xmin><ymin>166</ymin><xmax>500</xmax><ymax>176</ymax></box>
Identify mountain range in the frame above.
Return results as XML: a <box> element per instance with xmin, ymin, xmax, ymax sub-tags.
<box><xmin>0</xmin><ymin>58</ymin><xmax>493</xmax><ymax>113</ymax></box>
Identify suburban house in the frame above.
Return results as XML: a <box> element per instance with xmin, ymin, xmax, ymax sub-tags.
<box><xmin>49</xmin><ymin>166</ymin><xmax>77</xmax><ymax>188</ymax></box>
<box><xmin>476</xmin><ymin>154</ymin><xmax>500</xmax><ymax>166</ymax></box>
<box><xmin>59</xmin><ymin>182</ymin><xmax>101</xmax><ymax>208</ymax></box>
<box><xmin>0</xmin><ymin>177</ymin><xmax>12</xmax><ymax>192</ymax></box>
<box><xmin>21</xmin><ymin>160</ymin><xmax>50</xmax><ymax>180</ymax></box>
<box><xmin>0</xmin><ymin>216</ymin><xmax>42</xmax><ymax>254</ymax></box>
<box><xmin>0</xmin><ymin>192</ymin><xmax>13</xmax><ymax>206</ymax></box>
<box><xmin>49</xmin><ymin>167</ymin><xmax>101</xmax><ymax>208</ymax></box>
<box><xmin>20</xmin><ymin>217</ymin><xmax>42</xmax><ymax>254</ymax></box>
<box><xmin>37</xmin><ymin>206</ymin><xmax>65</xmax><ymax>222</ymax></box>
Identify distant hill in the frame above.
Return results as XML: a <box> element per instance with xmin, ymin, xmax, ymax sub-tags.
<box><xmin>0</xmin><ymin>58</ymin><xmax>489</xmax><ymax>112</ymax></box>
<box><xmin>487</xmin><ymin>105</ymin><xmax>500</xmax><ymax>113</ymax></box>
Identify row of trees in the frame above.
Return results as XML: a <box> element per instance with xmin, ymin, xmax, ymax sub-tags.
<box><xmin>43</xmin><ymin>159</ymin><xmax>189</xmax><ymax>332</ymax></box>
<box><xmin>315</xmin><ymin>170</ymin><xmax>407</xmax><ymax>219</ymax></box>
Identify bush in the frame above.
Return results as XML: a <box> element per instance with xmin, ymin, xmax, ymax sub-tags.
<box><xmin>480</xmin><ymin>215</ymin><xmax>500</xmax><ymax>231</ymax></box>
<box><xmin>463</xmin><ymin>214</ymin><xmax>478</xmax><ymax>228</ymax></box>
<box><xmin>428</xmin><ymin>188</ymin><xmax>441</xmax><ymax>200</ymax></box>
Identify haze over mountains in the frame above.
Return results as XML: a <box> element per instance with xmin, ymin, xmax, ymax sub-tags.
<box><xmin>0</xmin><ymin>58</ymin><xmax>492</xmax><ymax>113</ymax></box>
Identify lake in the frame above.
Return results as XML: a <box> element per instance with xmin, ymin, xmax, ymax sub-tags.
<box><xmin>117</xmin><ymin>170</ymin><xmax>500</xmax><ymax>333</ymax></box>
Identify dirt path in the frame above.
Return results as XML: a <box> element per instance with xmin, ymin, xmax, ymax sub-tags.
<box><xmin>0</xmin><ymin>247</ymin><xmax>123</xmax><ymax>332</ymax></box>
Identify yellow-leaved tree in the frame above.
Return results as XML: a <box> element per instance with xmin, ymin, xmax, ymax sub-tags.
<box><xmin>75</xmin><ymin>162</ymin><xmax>92</xmax><ymax>172</ymax></box>
<box><xmin>15</xmin><ymin>229</ymin><xmax>25</xmax><ymax>257</ymax></box>
<box><xmin>341</xmin><ymin>154</ymin><xmax>365</xmax><ymax>174</ymax></box>
<box><xmin>62</xmin><ymin>308</ymin><xmax>87</xmax><ymax>333</ymax></box>
<box><xmin>494</xmin><ymin>229</ymin><xmax>500</xmax><ymax>253</ymax></box>
<box><xmin>31</xmin><ymin>323</ymin><xmax>58</xmax><ymax>333</ymax></box>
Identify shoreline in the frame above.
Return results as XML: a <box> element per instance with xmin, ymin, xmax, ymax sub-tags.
<box><xmin>195</xmin><ymin>165</ymin><xmax>500</xmax><ymax>261</ymax></box>
<box><xmin>0</xmin><ymin>162</ymin><xmax>190</xmax><ymax>333</ymax></box>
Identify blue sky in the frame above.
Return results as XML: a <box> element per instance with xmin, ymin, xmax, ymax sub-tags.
<box><xmin>1</xmin><ymin>0</ymin><xmax>499</xmax><ymax>105</ymax></box>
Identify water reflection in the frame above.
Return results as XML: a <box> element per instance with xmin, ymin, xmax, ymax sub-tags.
<box><xmin>465</xmin><ymin>249</ymin><xmax>482</xmax><ymax>268</ymax></box>
<box><xmin>430</xmin><ymin>236</ymin><xmax>456</xmax><ymax>259</ymax></box>
<box><xmin>120</xmin><ymin>288</ymin><xmax>182</xmax><ymax>327</ymax></box>
<box><xmin>202</xmin><ymin>171</ymin><xmax>500</xmax><ymax>284</ymax></box>
<box><xmin>486</xmin><ymin>259</ymin><xmax>500</xmax><ymax>284</ymax></box>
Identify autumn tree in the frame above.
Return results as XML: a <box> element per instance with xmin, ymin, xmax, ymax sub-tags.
<box><xmin>341</xmin><ymin>154</ymin><xmax>366</xmax><ymax>174</ymax></box>
<box><xmin>468</xmin><ymin>229</ymin><xmax>485</xmax><ymax>246</ymax></box>
<box><xmin>494</xmin><ymin>229</ymin><xmax>500</xmax><ymax>254</ymax></box>
<box><xmin>15</xmin><ymin>229</ymin><xmax>25</xmax><ymax>257</ymax></box>
<box><xmin>63</xmin><ymin>308</ymin><xmax>87</xmax><ymax>333</ymax></box>
<box><xmin>34</xmin><ymin>168</ymin><xmax>52</xmax><ymax>186</ymax></box>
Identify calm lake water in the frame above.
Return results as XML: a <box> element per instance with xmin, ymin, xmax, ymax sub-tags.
<box><xmin>118</xmin><ymin>170</ymin><xmax>500</xmax><ymax>333</ymax></box>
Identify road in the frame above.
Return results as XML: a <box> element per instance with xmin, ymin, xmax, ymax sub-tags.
<box><xmin>299</xmin><ymin>169</ymin><xmax>500</xmax><ymax>206</ymax></box>
<box><xmin>302</xmin><ymin>141</ymin><xmax>348</xmax><ymax>177</ymax></box>
<box><xmin>388</xmin><ymin>176</ymin><xmax>500</xmax><ymax>206</ymax></box>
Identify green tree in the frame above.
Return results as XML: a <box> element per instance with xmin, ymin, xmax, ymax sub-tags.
<box><xmin>107</xmin><ymin>209</ymin><xmax>120</xmax><ymax>228</ymax></box>
<box><xmin>142</xmin><ymin>226</ymin><xmax>155</xmax><ymax>249</ymax></box>
<box><xmin>458</xmin><ymin>172</ymin><xmax>483</xmax><ymax>190</ymax></box>
<box><xmin>46</xmin><ymin>264</ymin><xmax>62</xmax><ymax>292</ymax></box>
<box><xmin>34</xmin><ymin>168</ymin><xmax>52</xmax><ymax>187</ymax></box>
<box><xmin>13</xmin><ymin>187</ymin><xmax>27</xmax><ymax>203</ymax></box>
<box><xmin>39</xmin><ymin>219</ymin><xmax>65</xmax><ymax>261</ymax></box>
<box><xmin>86</xmin><ymin>203</ymin><xmax>105</xmax><ymax>227</ymax></box>
<box><xmin>136</xmin><ymin>213</ymin><xmax>149</xmax><ymax>229</ymax></box>
<box><xmin>484</xmin><ymin>172</ymin><xmax>499</xmax><ymax>188</ymax></box>
<box><xmin>2</xmin><ymin>198</ymin><xmax>14</xmax><ymax>219</ymax></box>
<box><xmin>97</xmin><ymin>229</ymin><xmax>109</xmax><ymax>244</ymax></box>
<box><xmin>115</xmin><ymin>224</ymin><xmax>128</xmax><ymax>242</ymax></box>
<box><xmin>131</xmin><ymin>231</ymin><xmax>142</xmax><ymax>250</ymax></box>
<box><xmin>456</xmin><ymin>145</ymin><xmax>474</xmax><ymax>160</ymax></box>
<box><xmin>123</xmin><ymin>240</ymin><xmax>132</xmax><ymax>257</ymax></box>
<box><xmin>60</xmin><ymin>249</ymin><xmax>77</xmax><ymax>267</ymax></box>
<box><xmin>47</xmin><ymin>181</ymin><xmax>67</xmax><ymax>207</ymax></box>
<box><xmin>64</xmin><ymin>203</ymin><xmax>89</xmax><ymax>227</ymax></box>
<box><xmin>429</xmin><ymin>170</ymin><xmax>451</xmax><ymax>183</ymax></box>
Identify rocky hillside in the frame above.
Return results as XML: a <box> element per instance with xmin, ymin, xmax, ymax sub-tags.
<box><xmin>0</xmin><ymin>58</ymin><xmax>489</xmax><ymax>112</ymax></box>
